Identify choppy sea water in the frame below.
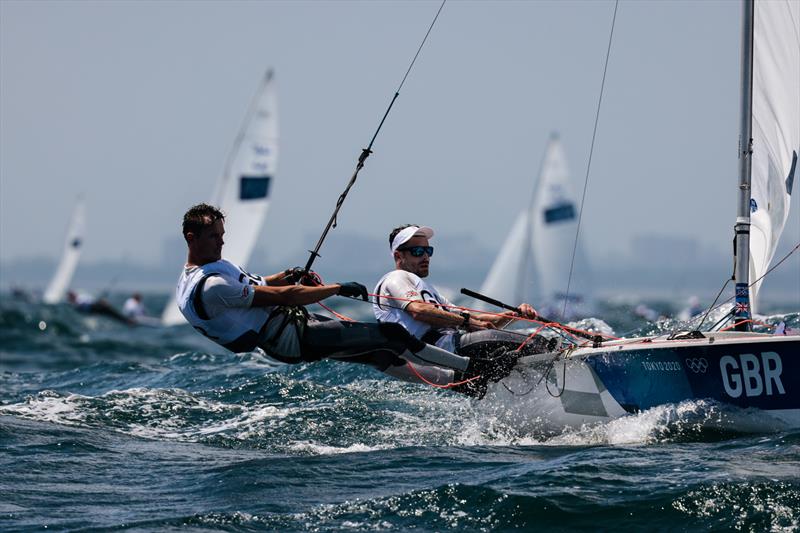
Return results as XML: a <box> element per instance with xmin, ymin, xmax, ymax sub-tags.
<box><xmin>1</xmin><ymin>293</ymin><xmax>798</xmax><ymax>532</ymax></box>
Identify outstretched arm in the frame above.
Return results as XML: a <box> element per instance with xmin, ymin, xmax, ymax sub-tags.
<box><xmin>251</xmin><ymin>283</ymin><xmax>342</xmax><ymax>307</ymax></box>
<box><xmin>405</xmin><ymin>301</ymin><xmax>495</xmax><ymax>331</ymax></box>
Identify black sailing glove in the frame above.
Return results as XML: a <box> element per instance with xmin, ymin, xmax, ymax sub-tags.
<box><xmin>285</xmin><ymin>267</ymin><xmax>308</xmax><ymax>283</ymax></box>
<box><xmin>285</xmin><ymin>267</ymin><xmax>321</xmax><ymax>286</ymax></box>
<box><xmin>337</xmin><ymin>281</ymin><xmax>368</xmax><ymax>301</ymax></box>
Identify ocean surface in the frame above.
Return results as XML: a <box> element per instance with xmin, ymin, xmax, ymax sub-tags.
<box><xmin>1</xmin><ymin>293</ymin><xmax>799</xmax><ymax>532</ymax></box>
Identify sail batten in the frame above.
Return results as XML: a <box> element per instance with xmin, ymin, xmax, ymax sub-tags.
<box><xmin>162</xmin><ymin>70</ymin><xmax>279</xmax><ymax>326</ymax></box>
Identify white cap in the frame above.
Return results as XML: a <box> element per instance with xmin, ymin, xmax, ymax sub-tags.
<box><xmin>390</xmin><ymin>225</ymin><xmax>434</xmax><ymax>253</ymax></box>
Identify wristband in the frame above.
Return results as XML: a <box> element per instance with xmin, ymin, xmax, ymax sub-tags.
<box><xmin>460</xmin><ymin>312</ymin><xmax>471</xmax><ymax>329</ymax></box>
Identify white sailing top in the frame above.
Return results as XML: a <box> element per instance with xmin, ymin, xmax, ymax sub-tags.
<box><xmin>373</xmin><ymin>269</ymin><xmax>458</xmax><ymax>352</ymax></box>
<box><xmin>123</xmin><ymin>298</ymin><xmax>145</xmax><ymax>318</ymax></box>
<box><xmin>176</xmin><ymin>259</ymin><xmax>271</xmax><ymax>351</ymax></box>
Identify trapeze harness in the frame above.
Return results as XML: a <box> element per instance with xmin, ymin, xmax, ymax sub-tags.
<box><xmin>176</xmin><ymin>260</ymin><xmax>306</xmax><ymax>361</ymax></box>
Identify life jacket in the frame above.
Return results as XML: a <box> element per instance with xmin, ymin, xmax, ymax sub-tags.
<box><xmin>176</xmin><ymin>259</ymin><xmax>270</xmax><ymax>352</ymax></box>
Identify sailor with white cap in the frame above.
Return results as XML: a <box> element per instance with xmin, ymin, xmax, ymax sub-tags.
<box><xmin>374</xmin><ymin>224</ymin><xmax>546</xmax><ymax>397</ymax></box>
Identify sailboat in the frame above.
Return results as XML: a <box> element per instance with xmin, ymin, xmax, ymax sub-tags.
<box><xmin>492</xmin><ymin>0</ymin><xmax>799</xmax><ymax>431</ymax></box>
<box><xmin>162</xmin><ymin>70</ymin><xmax>279</xmax><ymax>326</ymax></box>
<box><xmin>43</xmin><ymin>198</ymin><xmax>86</xmax><ymax>304</ymax></box>
<box><xmin>477</xmin><ymin>134</ymin><xmax>591</xmax><ymax>320</ymax></box>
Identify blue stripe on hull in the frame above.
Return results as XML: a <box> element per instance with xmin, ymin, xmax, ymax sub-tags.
<box><xmin>584</xmin><ymin>339</ymin><xmax>800</xmax><ymax>413</ymax></box>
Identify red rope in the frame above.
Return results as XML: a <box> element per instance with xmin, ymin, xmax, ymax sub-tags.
<box><xmin>307</xmin><ymin>271</ymin><xmax>615</xmax><ymax>347</ymax></box>
<box><xmin>369</xmin><ymin>291</ymin><xmax>619</xmax><ymax>341</ymax></box>
<box><xmin>298</xmin><ymin>271</ymin><xmax>357</xmax><ymax>322</ymax></box>
<box><xmin>516</xmin><ymin>322</ymin><xmax>551</xmax><ymax>351</ymax></box>
<box><xmin>719</xmin><ymin>318</ymin><xmax>776</xmax><ymax>332</ymax></box>
<box><xmin>316</xmin><ymin>301</ymin><xmax>355</xmax><ymax>322</ymax></box>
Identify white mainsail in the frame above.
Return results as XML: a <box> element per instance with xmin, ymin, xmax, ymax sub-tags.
<box><xmin>477</xmin><ymin>135</ymin><xmax>590</xmax><ymax>316</ymax></box>
<box><xmin>748</xmin><ymin>0</ymin><xmax>799</xmax><ymax>312</ymax></box>
<box><xmin>162</xmin><ymin>70</ymin><xmax>279</xmax><ymax>326</ymax></box>
<box><xmin>43</xmin><ymin>199</ymin><xmax>86</xmax><ymax>304</ymax></box>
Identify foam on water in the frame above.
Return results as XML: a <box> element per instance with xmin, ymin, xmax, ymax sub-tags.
<box><xmin>0</xmin><ymin>387</ymin><xmax>300</xmax><ymax>443</ymax></box>
<box><xmin>566</xmin><ymin>316</ymin><xmax>616</xmax><ymax>337</ymax></box>
<box><xmin>287</xmin><ymin>441</ymin><xmax>391</xmax><ymax>456</ymax></box>
<box><xmin>543</xmin><ymin>400</ymin><xmax>789</xmax><ymax>446</ymax></box>
<box><xmin>673</xmin><ymin>482</ymin><xmax>800</xmax><ymax>532</ymax></box>
<box><xmin>1</xmin><ymin>371</ymin><xmax>791</xmax><ymax>456</ymax></box>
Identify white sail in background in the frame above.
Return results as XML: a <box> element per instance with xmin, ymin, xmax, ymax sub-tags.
<box><xmin>477</xmin><ymin>135</ymin><xmax>590</xmax><ymax>316</ymax></box>
<box><xmin>162</xmin><ymin>70</ymin><xmax>279</xmax><ymax>326</ymax></box>
<box><xmin>477</xmin><ymin>211</ymin><xmax>534</xmax><ymax>310</ymax></box>
<box><xmin>530</xmin><ymin>135</ymin><xmax>590</xmax><ymax>315</ymax></box>
<box><xmin>43</xmin><ymin>199</ymin><xmax>86</xmax><ymax>304</ymax></box>
<box><xmin>748</xmin><ymin>0</ymin><xmax>799</xmax><ymax>312</ymax></box>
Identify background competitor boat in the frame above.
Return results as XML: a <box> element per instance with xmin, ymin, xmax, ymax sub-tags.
<box><xmin>490</xmin><ymin>0</ymin><xmax>799</xmax><ymax>432</ymax></box>
<box><xmin>476</xmin><ymin>134</ymin><xmax>591</xmax><ymax>321</ymax></box>
<box><xmin>42</xmin><ymin>198</ymin><xmax>86</xmax><ymax>304</ymax></box>
<box><xmin>161</xmin><ymin>70</ymin><xmax>279</xmax><ymax>326</ymax></box>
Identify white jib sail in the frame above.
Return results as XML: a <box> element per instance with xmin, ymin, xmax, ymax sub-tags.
<box><xmin>162</xmin><ymin>70</ymin><xmax>279</xmax><ymax>326</ymax></box>
<box><xmin>748</xmin><ymin>0</ymin><xmax>799</xmax><ymax>312</ymax></box>
<box><xmin>477</xmin><ymin>211</ymin><xmax>534</xmax><ymax>311</ymax></box>
<box><xmin>43</xmin><ymin>199</ymin><xmax>86</xmax><ymax>304</ymax></box>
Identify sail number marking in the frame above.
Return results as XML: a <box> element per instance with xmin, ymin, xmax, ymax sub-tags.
<box><xmin>720</xmin><ymin>352</ymin><xmax>785</xmax><ymax>398</ymax></box>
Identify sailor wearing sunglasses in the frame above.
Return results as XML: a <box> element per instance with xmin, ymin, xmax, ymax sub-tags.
<box><xmin>373</xmin><ymin>225</ymin><xmax>547</xmax><ymax>397</ymax></box>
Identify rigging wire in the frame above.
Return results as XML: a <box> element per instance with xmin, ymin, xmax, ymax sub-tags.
<box><xmin>561</xmin><ymin>0</ymin><xmax>620</xmax><ymax>321</ymax></box>
<box><xmin>695</xmin><ymin>278</ymin><xmax>732</xmax><ymax>331</ymax></box>
<box><xmin>692</xmin><ymin>241</ymin><xmax>800</xmax><ymax>329</ymax></box>
<box><xmin>304</xmin><ymin>0</ymin><xmax>447</xmax><ymax>273</ymax></box>
<box><xmin>611</xmin><ymin>240</ymin><xmax>800</xmax><ymax>340</ymax></box>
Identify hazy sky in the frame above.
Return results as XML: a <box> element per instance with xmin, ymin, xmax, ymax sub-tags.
<box><xmin>2</xmin><ymin>0</ymin><xmax>798</xmax><ymax>272</ymax></box>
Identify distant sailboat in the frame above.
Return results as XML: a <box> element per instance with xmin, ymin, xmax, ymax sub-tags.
<box><xmin>497</xmin><ymin>0</ymin><xmax>799</xmax><ymax>432</ymax></box>
<box><xmin>478</xmin><ymin>134</ymin><xmax>591</xmax><ymax>319</ymax></box>
<box><xmin>43</xmin><ymin>198</ymin><xmax>86</xmax><ymax>304</ymax></box>
<box><xmin>162</xmin><ymin>70</ymin><xmax>279</xmax><ymax>326</ymax></box>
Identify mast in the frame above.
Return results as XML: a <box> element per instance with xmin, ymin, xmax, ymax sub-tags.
<box><xmin>733</xmin><ymin>0</ymin><xmax>754</xmax><ymax>331</ymax></box>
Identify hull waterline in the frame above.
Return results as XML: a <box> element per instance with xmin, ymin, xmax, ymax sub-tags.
<box><xmin>489</xmin><ymin>332</ymin><xmax>800</xmax><ymax>433</ymax></box>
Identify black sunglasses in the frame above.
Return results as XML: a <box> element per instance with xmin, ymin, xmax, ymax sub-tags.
<box><xmin>397</xmin><ymin>245</ymin><xmax>434</xmax><ymax>257</ymax></box>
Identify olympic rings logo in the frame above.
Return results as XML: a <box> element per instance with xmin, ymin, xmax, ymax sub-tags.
<box><xmin>685</xmin><ymin>358</ymin><xmax>708</xmax><ymax>373</ymax></box>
